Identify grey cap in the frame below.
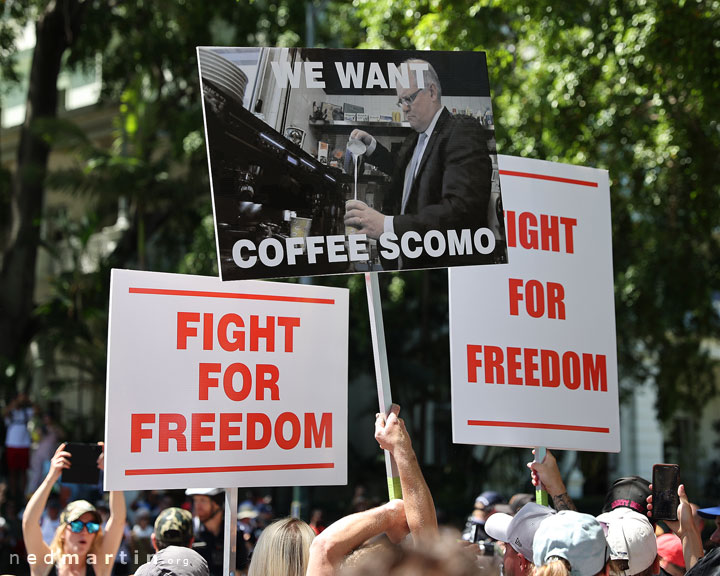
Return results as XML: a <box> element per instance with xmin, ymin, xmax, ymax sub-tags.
<box><xmin>134</xmin><ymin>546</ymin><xmax>209</xmax><ymax>576</ymax></box>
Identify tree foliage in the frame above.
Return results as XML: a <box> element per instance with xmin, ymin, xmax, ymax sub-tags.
<box><xmin>354</xmin><ymin>0</ymin><xmax>720</xmax><ymax>424</ymax></box>
<box><xmin>0</xmin><ymin>0</ymin><xmax>357</xmax><ymax>408</ymax></box>
<box><xmin>1</xmin><ymin>0</ymin><xmax>719</xmax><ymax>508</ymax></box>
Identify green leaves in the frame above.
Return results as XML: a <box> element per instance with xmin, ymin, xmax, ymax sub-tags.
<box><xmin>355</xmin><ymin>0</ymin><xmax>720</xmax><ymax>422</ymax></box>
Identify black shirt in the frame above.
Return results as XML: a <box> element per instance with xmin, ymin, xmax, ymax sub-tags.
<box><xmin>192</xmin><ymin>519</ymin><xmax>248</xmax><ymax>576</ymax></box>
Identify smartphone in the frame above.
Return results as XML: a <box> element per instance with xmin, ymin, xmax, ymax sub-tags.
<box><xmin>651</xmin><ymin>463</ymin><xmax>680</xmax><ymax>521</ymax></box>
<box><xmin>61</xmin><ymin>442</ymin><xmax>102</xmax><ymax>485</ymax></box>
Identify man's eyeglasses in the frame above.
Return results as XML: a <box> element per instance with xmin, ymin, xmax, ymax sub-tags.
<box><xmin>68</xmin><ymin>520</ymin><xmax>101</xmax><ymax>534</ymax></box>
<box><xmin>396</xmin><ymin>88</ymin><xmax>424</xmax><ymax>108</ymax></box>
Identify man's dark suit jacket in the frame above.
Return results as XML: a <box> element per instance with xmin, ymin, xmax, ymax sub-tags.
<box><xmin>368</xmin><ymin>107</ymin><xmax>493</xmax><ymax>269</ymax></box>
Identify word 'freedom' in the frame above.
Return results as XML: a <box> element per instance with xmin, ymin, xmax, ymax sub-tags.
<box><xmin>128</xmin><ymin>312</ymin><xmax>333</xmax><ymax>453</ymax></box>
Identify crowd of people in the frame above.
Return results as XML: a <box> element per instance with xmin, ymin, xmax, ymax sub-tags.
<box><xmin>1</xmin><ymin>397</ymin><xmax>718</xmax><ymax>575</ymax></box>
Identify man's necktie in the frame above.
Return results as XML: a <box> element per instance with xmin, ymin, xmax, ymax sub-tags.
<box><xmin>401</xmin><ymin>132</ymin><xmax>427</xmax><ymax>214</ymax></box>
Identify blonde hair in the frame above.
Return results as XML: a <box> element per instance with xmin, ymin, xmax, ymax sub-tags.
<box><xmin>248</xmin><ymin>517</ymin><xmax>315</xmax><ymax>576</ymax></box>
<box><xmin>608</xmin><ymin>558</ymin><xmax>656</xmax><ymax>576</ymax></box>
<box><xmin>49</xmin><ymin>521</ymin><xmax>104</xmax><ymax>560</ymax></box>
<box><xmin>535</xmin><ymin>558</ymin><xmax>609</xmax><ymax>576</ymax></box>
<box><xmin>534</xmin><ymin>558</ymin><xmax>572</xmax><ymax>576</ymax></box>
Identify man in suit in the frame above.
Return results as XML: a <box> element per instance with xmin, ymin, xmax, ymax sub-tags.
<box><xmin>344</xmin><ymin>59</ymin><xmax>494</xmax><ymax>269</ymax></box>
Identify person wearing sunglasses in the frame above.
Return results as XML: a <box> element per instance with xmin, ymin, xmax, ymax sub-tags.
<box><xmin>22</xmin><ymin>442</ymin><xmax>126</xmax><ymax>576</ymax></box>
<box><xmin>344</xmin><ymin>58</ymin><xmax>494</xmax><ymax>270</ymax></box>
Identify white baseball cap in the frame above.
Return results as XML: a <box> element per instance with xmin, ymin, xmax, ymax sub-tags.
<box><xmin>596</xmin><ymin>507</ymin><xmax>657</xmax><ymax>575</ymax></box>
<box><xmin>485</xmin><ymin>502</ymin><xmax>556</xmax><ymax>562</ymax></box>
<box><xmin>185</xmin><ymin>488</ymin><xmax>223</xmax><ymax>496</ymax></box>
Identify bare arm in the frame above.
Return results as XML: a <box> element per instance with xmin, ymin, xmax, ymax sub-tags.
<box><xmin>306</xmin><ymin>500</ymin><xmax>408</xmax><ymax>576</ymax></box>
<box><xmin>96</xmin><ymin>444</ymin><xmax>127</xmax><ymax>565</ymax></box>
<box><xmin>375</xmin><ymin>404</ymin><xmax>438</xmax><ymax>539</ymax></box>
<box><xmin>648</xmin><ymin>484</ymin><xmax>703</xmax><ymax>569</ymax></box>
<box><xmin>23</xmin><ymin>444</ymin><xmax>69</xmax><ymax>568</ymax></box>
<box><xmin>527</xmin><ymin>449</ymin><xmax>576</xmax><ymax>511</ymax></box>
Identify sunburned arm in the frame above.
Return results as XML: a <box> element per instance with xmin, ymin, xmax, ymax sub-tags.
<box><xmin>527</xmin><ymin>449</ymin><xmax>576</xmax><ymax>511</ymax></box>
<box><xmin>95</xmin><ymin>444</ymin><xmax>127</xmax><ymax>573</ymax></box>
<box><xmin>306</xmin><ymin>500</ymin><xmax>408</xmax><ymax>576</ymax></box>
<box><xmin>23</xmin><ymin>444</ymin><xmax>69</xmax><ymax>574</ymax></box>
<box><xmin>375</xmin><ymin>404</ymin><xmax>438</xmax><ymax>539</ymax></box>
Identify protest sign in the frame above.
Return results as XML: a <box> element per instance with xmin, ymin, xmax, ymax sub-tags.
<box><xmin>104</xmin><ymin>269</ymin><xmax>348</xmax><ymax>490</ymax></box>
<box><xmin>450</xmin><ymin>155</ymin><xmax>620</xmax><ymax>452</ymax></box>
<box><xmin>197</xmin><ymin>47</ymin><xmax>508</xmax><ymax>280</ymax></box>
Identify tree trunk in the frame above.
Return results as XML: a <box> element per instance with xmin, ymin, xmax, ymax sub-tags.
<box><xmin>0</xmin><ymin>1</ymin><xmax>84</xmax><ymax>383</ymax></box>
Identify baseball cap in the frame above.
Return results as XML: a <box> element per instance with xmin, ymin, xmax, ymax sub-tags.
<box><xmin>134</xmin><ymin>546</ymin><xmax>209</xmax><ymax>576</ymax></box>
<box><xmin>485</xmin><ymin>502</ymin><xmax>556</xmax><ymax>562</ymax></box>
<box><xmin>696</xmin><ymin>505</ymin><xmax>720</xmax><ymax>519</ymax></box>
<box><xmin>601</xmin><ymin>476</ymin><xmax>651</xmax><ymax>517</ymax></box>
<box><xmin>656</xmin><ymin>533</ymin><xmax>684</xmax><ymax>570</ymax></box>
<box><xmin>186</xmin><ymin>487</ymin><xmax>224</xmax><ymax>506</ymax></box>
<box><xmin>238</xmin><ymin>503</ymin><xmax>259</xmax><ymax>520</ymax></box>
<box><xmin>185</xmin><ymin>488</ymin><xmax>223</xmax><ymax>497</ymax></box>
<box><xmin>60</xmin><ymin>500</ymin><xmax>102</xmax><ymax>525</ymax></box>
<box><xmin>533</xmin><ymin>510</ymin><xmax>609</xmax><ymax>576</ymax></box>
<box><xmin>154</xmin><ymin>507</ymin><xmax>194</xmax><ymax>548</ymax></box>
<box><xmin>596</xmin><ymin>508</ymin><xmax>656</xmax><ymax>575</ymax></box>
<box><xmin>475</xmin><ymin>491</ymin><xmax>503</xmax><ymax>509</ymax></box>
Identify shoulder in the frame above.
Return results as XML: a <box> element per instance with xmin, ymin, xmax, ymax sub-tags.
<box><xmin>32</xmin><ymin>563</ymin><xmax>54</xmax><ymax>576</ymax></box>
<box><xmin>134</xmin><ymin>563</ymin><xmax>152</xmax><ymax>576</ymax></box>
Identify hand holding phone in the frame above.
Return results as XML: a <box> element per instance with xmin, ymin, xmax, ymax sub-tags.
<box><xmin>61</xmin><ymin>443</ymin><xmax>103</xmax><ymax>485</ymax></box>
<box><xmin>651</xmin><ymin>463</ymin><xmax>680</xmax><ymax>521</ymax></box>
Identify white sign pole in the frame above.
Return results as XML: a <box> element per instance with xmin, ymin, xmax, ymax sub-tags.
<box><xmin>223</xmin><ymin>487</ymin><xmax>238</xmax><ymax>576</ymax></box>
<box><xmin>365</xmin><ymin>272</ymin><xmax>402</xmax><ymax>499</ymax></box>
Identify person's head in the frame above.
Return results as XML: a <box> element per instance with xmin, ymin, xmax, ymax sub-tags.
<box><xmin>533</xmin><ymin>510</ymin><xmax>610</xmax><ymax>576</ymax></box>
<box><xmin>51</xmin><ymin>500</ymin><xmax>103</xmax><ymax>559</ymax></box>
<box><xmin>247</xmin><ymin>517</ymin><xmax>315</xmax><ymax>576</ymax></box>
<box><xmin>697</xmin><ymin>505</ymin><xmax>720</xmax><ymax>546</ymax></box>
<box><xmin>136</xmin><ymin>507</ymin><xmax>151</xmax><ymax>527</ymax></box>
<box><xmin>341</xmin><ymin>529</ymin><xmax>479</xmax><ymax>576</ymax></box>
<box><xmin>602</xmin><ymin>477</ymin><xmax>652</xmax><ymax>518</ymax></box>
<box><xmin>510</xmin><ymin>493</ymin><xmax>535</xmax><ymax>515</ymax></box>
<box><xmin>396</xmin><ymin>59</ymin><xmax>442</xmax><ymax>133</ymax></box>
<box><xmin>485</xmin><ymin>502</ymin><xmax>556</xmax><ymax>576</ymax></box>
<box><xmin>152</xmin><ymin>507</ymin><xmax>194</xmax><ymax>551</ymax></box>
<box><xmin>185</xmin><ymin>488</ymin><xmax>223</xmax><ymax>524</ymax></box>
<box><xmin>136</xmin><ymin>546</ymin><xmax>209</xmax><ymax>576</ymax></box>
<box><xmin>238</xmin><ymin>502</ymin><xmax>259</xmax><ymax>525</ymax></box>
<box><xmin>656</xmin><ymin>533</ymin><xmax>684</xmax><ymax>576</ymax></box>
<box><xmin>473</xmin><ymin>490</ymin><xmax>504</xmax><ymax>523</ymax></box>
<box><xmin>596</xmin><ymin>508</ymin><xmax>658</xmax><ymax>576</ymax></box>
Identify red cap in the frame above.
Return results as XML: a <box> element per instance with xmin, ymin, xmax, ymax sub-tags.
<box><xmin>656</xmin><ymin>533</ymin><xmax>684</xmax><ymax>569</ymax></box>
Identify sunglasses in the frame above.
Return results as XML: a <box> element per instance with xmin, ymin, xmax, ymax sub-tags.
<box><xmin>396</xmin><ymin>88</ymin><xmax>424</xmax><ymax>108</ymax></box>
<box><xmin>68</xmin><ymin>520</ymin><xmax>100</xmax><ymax>534</ymax></box>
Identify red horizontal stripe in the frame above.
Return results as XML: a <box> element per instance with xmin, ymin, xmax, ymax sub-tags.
<box><xmin>128</xmin><ymin>287</ymin><xmax>334</xmax><ymax>305</ymax></box>
<box><xmin>125</xmin><ymin>462</ymin><xmax>335</xmax><ymax>476</ymax></box>
<box><xmin>467</xmin><ymin>420</ymin><xmax>609</xmax><ymax>433</ymax></box>
<box><xmin>499</xmin><ymin>169</ymin><xmax>598</xmax><ymax>188</ymax></box>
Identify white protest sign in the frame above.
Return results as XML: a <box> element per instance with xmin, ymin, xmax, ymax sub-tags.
<box><xmin>450</xmin><ymin>155</ymin><xmax>620</xmax><ymax>452</ymax></box>
<box><xmin>105</xmin><ymin>269</ymin><xmax>348</xmax><ymax>490</ymax></box>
